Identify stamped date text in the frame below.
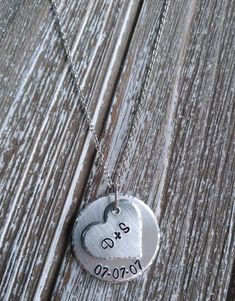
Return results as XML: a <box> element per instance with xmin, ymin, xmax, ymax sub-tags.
<box><xmin>94</xmin><ymin>259</ymin><xmax>142</xmax><ymax>279</ymax></box>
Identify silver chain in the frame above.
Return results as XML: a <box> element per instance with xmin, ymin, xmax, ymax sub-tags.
<box><xmin>49</xmin><ymin>0</ymin><xmax>170</xmax><ymax>204</ymax></box>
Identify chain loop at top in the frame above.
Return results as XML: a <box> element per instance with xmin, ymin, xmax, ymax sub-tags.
<box><xmin>48</xmin><ymin>0</ymin><xmax>170</xmax><ymax>193</ymax></box>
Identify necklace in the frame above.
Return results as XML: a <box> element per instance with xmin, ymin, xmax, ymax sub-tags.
<box><xmin>49</xmin><ymin>0</ymin><xmax>169</xmax><ymax>282</ymax></box>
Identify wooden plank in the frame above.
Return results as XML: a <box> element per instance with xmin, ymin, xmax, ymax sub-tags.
<box><xmin>50</xmin><ymin>0</ymin><xmax>235</xmax><ymax>300</ymax></box>
<box><xmin>227</xmin><ymin>263</ymin><xmax>235</xmax><ymax>301</ymax></box>
<box><xmin>0</xmin><ymin>0</ymin><xmax>142</xmax><ymax>299</ymax></box>
<box><xmin>0</xmin><ymin>0</ymin><xmax>235</xmax><ymax>300</ymax></box>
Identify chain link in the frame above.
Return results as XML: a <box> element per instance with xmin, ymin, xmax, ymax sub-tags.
<box><xmin>49</xmin><ymin>0</ymin><xmax>115</xmax><ymax>190</ymax></box>
<box><xmin>48</xmin><ymin>0</ymin><xmax>169</xmax><ymax>194</ymax></box>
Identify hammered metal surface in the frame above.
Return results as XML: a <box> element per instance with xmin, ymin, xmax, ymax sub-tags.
<box><xmin>82</xmin><ymin>200</ymin><xmax>142</xmax><ymax>259</ymax></box>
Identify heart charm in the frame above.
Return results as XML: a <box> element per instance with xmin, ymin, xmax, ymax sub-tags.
<box><xmin>81</xmin><ymin>199</ymin><xmax>142</xmax><ymax>259</ymax></box>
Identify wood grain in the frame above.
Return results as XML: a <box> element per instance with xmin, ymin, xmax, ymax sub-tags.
<box><xmin>0</xmin><ymin>0</ymin><xmax>235</xmax><ymax>300</ymax></box>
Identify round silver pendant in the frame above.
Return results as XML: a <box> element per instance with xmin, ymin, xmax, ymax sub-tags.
<box><xmin>72</xmin><ymin>194</ymin><xmax>160</xmax><ymax>282</ymax></box>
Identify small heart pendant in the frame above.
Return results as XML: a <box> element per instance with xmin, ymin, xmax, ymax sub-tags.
<box><xmin>72</xmin><ymin>194</ymin><xmax>160</xmax><ymax>282</ymax></box>
<box><xmin>82</xmin><ymin>200</ymin><xmax>142</xmax><ymax>259</ymax></box>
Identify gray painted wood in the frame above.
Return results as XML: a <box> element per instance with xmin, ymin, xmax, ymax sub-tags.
<box><xmin>0</xmin><ymin>0</ymin><xmax>234</xmax><ymax>300</ymax></box>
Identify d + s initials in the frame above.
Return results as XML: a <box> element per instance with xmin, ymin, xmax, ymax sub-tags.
<box><xmin>101</xmin><ymin>223</ymin><xmax>130</xmax><ymax>249</ymax></box>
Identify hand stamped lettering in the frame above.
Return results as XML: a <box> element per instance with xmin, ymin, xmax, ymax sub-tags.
<box><xmin>114</xmin><ymin>232</ymin><xmax>121</xmax><ymax>239</ymax></box>
<box><xmin>101</xmin><ymin>238</ymin><xmax>114</xmax><ymax>249</ymax></box>
<box><xmin>81</xmin><ymin>200</ymin><xmax>142</xmax><ymax>259</ymax></box>
<box><xmin>93</xmin><ymin>259</ymin><xmax>143</xmax><ymax>280</ymax></box>
<box><xmin>119</xmin><ymin>222</ymin><xmax>130</xmax><ymax>233</ymax></box>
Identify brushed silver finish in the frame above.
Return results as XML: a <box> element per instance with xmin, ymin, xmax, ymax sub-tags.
<box><xmin>72</xmin><ymin>194</ymin><xmax>160</xmax><ymax>282</ymax></box>
<box><xmin>82</xmin><ymin>200</ymin><xmax>142</xmax><ymax>260</ymax></box>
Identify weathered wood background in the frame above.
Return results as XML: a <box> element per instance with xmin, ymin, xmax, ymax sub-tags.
<box><xmin>0</xmin><ymin>0</ymin><xmax>235</xmax><ymax>300</ymax></box>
